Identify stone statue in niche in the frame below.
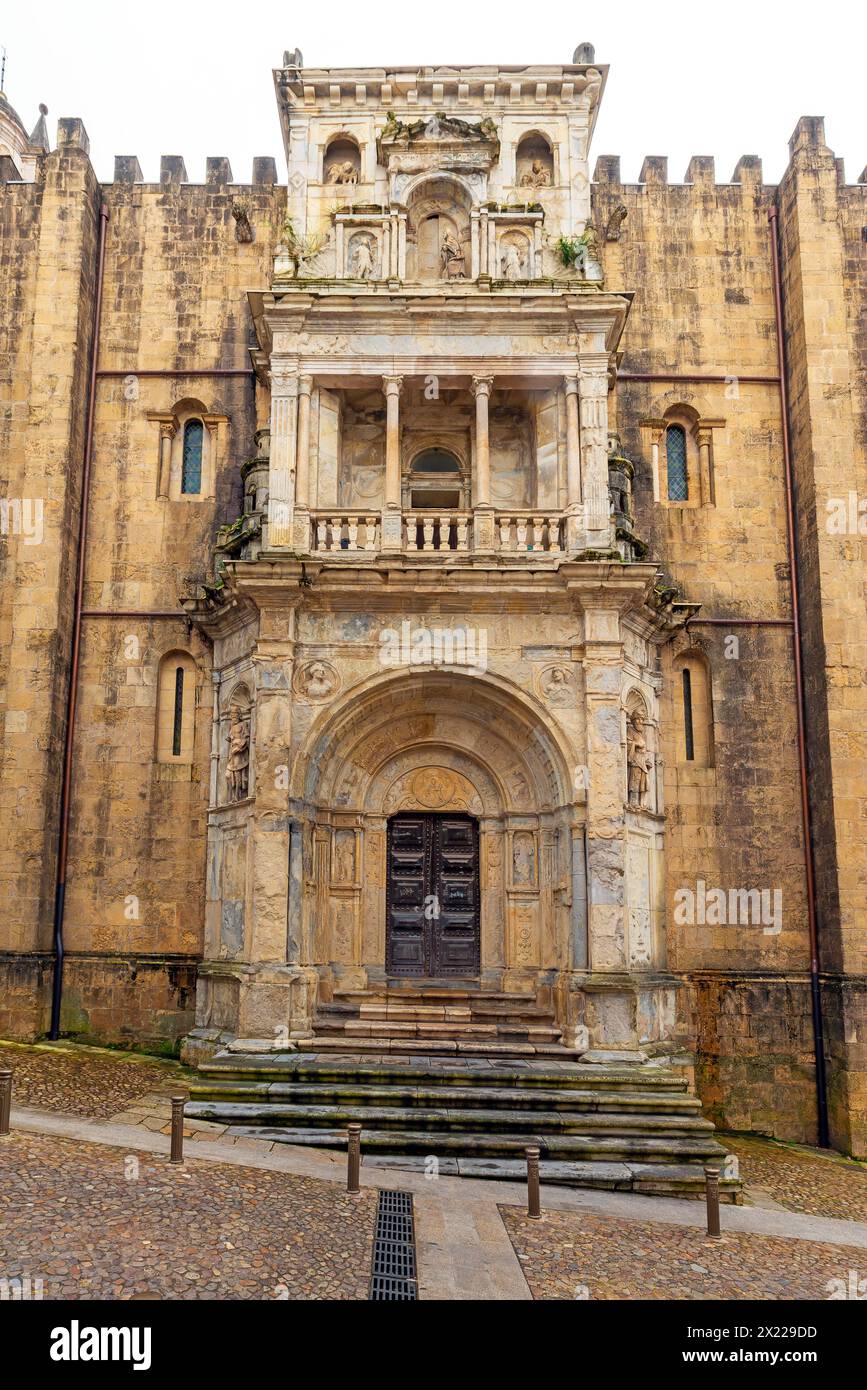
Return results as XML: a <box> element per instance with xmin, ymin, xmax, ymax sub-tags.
<box><xmin>327</xmin><ymin>160</ymin><xmax>358</xmax><ymax>185</ymax></box>
<box><xmin>520</xmin><ymin>158</ymin><xmax>551</xmax><ymax>188</ymax></box>
<box><xmin>627</xmin><ymin>710</ymin><xmax>652</xmax><ymax>807</ymax></box>
<box><xmin>513</xmin><ymin>833</ymin><xmax>536</xmax><ymax>887</ymax></box>
<box><xmin>500</xmin><ymin>237</ymin><xmax>528</xmax><ymax>280</ymax></box>
<box><xmin>440</xmin><ymin>230</ymin><xmax>466</xmax><ymax>279</ymax></box>
<box><xmin>350</xmin><ymin>235</ymin><xmax>376</xmax><ymax>279</ymax></box>
<box><xmin>226</xmin><ymin>709</ymin><xmax>250</xmax><ymax>801</ymax></box>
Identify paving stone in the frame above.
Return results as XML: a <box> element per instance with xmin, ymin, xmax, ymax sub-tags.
<box><xmin>500</xmin><ymin>1204</ymin><xmax>867</xmax><ymax>1299</ymax></box>
<box><xmin>725</xmin><ymin>1134</ymin><xmax>867</xmax><ymax>1221</ymax></box>
<box><xmin>0</xmin><ymin>1042</ymin><xmax>189</xmax><ymax>1119</ymax></box>
<box><xmin>0</xmin><ymin>1131</ymin><xmax>375</xmax><ymax>1300</ymax></box>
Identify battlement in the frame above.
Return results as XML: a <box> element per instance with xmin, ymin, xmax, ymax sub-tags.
<box><xmin>592</xmin><ymin>115</ymin><xmax>865</xmax><ymax>192</ymax></box>
<box><xmin>107</xmin><ymin>154</ymin><xmax>282</xmax><ymax>188</ymax></box>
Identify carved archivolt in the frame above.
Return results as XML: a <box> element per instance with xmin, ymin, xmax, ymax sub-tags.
<box><xmin>298</xmin><ymin>670</ymin><xmax>577</xmax><ymax>813</ymax></box>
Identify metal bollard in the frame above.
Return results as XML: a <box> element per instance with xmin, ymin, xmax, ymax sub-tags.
<box><xmin>0</xmin><ymin>1069</ymin><xmax>11</xmax><ymax>1138</ymax></box>
<box><xmin>704</xmin><ymin>1164</ymin><xmax>722</xmax><ymax>1240</ymax></box>
<box><xmin>170</xmin><ymin>1094</ymin><xmax>186</xmax><ymax>1165</ymax></box>
<box><xmin>346</xmin><ymin>1123</ymin><xmax>362</xmax><ymax>1194</ymax></box>
<box><xmin>526</xmin><ymin>1145</ymin><xmax>541</xmax><ymax>1219</ymax></box>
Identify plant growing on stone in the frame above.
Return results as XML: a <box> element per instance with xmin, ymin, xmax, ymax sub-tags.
<box><xmin>279</xmin><ymin>215</ymin><xmax>328</xmax><ymax>276</ymax></box>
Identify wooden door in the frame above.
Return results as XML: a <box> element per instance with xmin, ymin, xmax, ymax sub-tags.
<box><xmin>386</xmin><ymin>814</ymin><xmax>480</xmax><ymax>976</ymax></box>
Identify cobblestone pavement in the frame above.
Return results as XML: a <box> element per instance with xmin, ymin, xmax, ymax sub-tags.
<box><xmin>723</xmin><ymin>1134</ymin><xmax>867</xmax><ymax>1222</ymax></box>
<box><xmin>500</xmin><ymin>1205</ymin><xmax>866</xmax><ymax>1300</ymax></box>
<box><xmin>0</xmin><ymin>1132</ymin><xmax>376</xmax><ymax>1300</ymax></box>
<box><xmin>0</xmin><ymin>1042</ymin><xmax>189</xmax><ymax>1119</ymax></box>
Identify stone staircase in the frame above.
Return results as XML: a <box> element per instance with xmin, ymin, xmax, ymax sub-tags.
<box><xmin>187</xmin><ymin>1045</ymin><xmax>741</xmax><ymax>1201</ymax></box>
<box><xmin>306</xmin><ymin>984</ymin><xmax>574</xmax><ymax>1058</ymax></box>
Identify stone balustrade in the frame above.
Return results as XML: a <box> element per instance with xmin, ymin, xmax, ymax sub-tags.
<box><xmin>404</xmin><ymin>511</ymin><xmax>472</xmax><ymax>552</ymax></box>
<box><xmin>312</xmin><ymin>513</ymin><xmax>381</xmax><ymax>552</ymax></box>
<box><xmin>306</xmin><ymin>509</ymin><xmax>564</xmax><ymax>555</ymax></box>
<box><xmin>495</xmin><ymin>512</ymin><xmax>563</xmax><ymax>553</ymax></box>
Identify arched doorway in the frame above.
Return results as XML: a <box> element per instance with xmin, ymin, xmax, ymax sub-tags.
<box><xmin>294</xmin><ymin>669</ymin><xmax>578</xmax><ymax>991</ymax></box>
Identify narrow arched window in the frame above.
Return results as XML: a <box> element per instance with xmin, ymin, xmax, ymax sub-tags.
<box><xmin>666</xmin><ymin>425</ymin><xmax>688</xmax><ymax>501</ymax></box>
<box><xmin>681</xmin><ymin>667</ymin><xmax>695</xmax><ymax>761</ymax></box>
<box><xmin>674</xmin><ymin>653</ymin><xmax>714</xmax><ymax>767</ymax></box>
<box><xmin>156</xmin><ymin>651</ymin><xmax>196</xmax><ymax>764</ymax></box>
<box><xmin>172</xmin><ymin>666</ymin><xmax>185</xmax><ymax>757</ymax></box>
<box><xmin>181</xmin><ymin>420</ymin><xmax>204</xmax><ymax>495</ymax></box>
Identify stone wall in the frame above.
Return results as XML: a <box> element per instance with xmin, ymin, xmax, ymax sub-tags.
<box><xmin>593</xmin><ymin>134</ymin><xmax>866</xmax><ymax>1152</ymax></box>
<box><xmin>0</xmin><ymin>143</ymin><xmax>284</xmax><ymax>1045</ymax></box>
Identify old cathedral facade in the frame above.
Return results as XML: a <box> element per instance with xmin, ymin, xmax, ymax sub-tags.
<box><xmin>1</xmin><ymin>47</ymin><xmax>865</xmax><ymax>1158</ymax></box>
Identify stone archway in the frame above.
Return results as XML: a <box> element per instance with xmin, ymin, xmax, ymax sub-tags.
<box><xmin>293</xmin><ymin>669</ymin><xmax>579</xmax><ymax>991</ymax></box>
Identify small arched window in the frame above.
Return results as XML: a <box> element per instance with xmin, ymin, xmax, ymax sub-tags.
<box><xmin>413</xmin><ymin>449</ymin><xmax>460</xmax><ymax>474</ymax></box>
<box><xmin>181</xmin><ymin>420</ymin><xmax>204</xmax><ymax>495</ymax></box>
<box><xmin>666</xmin><ymin>425</ymin><xmax>688</xmax><ymax>501</ymax></box>
<box><xmin>156</xmin><ymin>651</ymin><xmax>196</xmax><ymax>764</ymax></box>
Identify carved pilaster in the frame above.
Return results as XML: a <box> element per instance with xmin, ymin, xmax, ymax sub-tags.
<box><xmin>268</xmin><ymin>368</ymin><xmax>299</xmax><ymax>548</ymax></box>
<box><xmin>579</xmin><ymin>360</ymin><xmax>611</xmax><ymax>543</ymax></box>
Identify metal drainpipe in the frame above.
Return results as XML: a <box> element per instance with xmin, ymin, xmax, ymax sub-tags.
<box><xmin>768</xmin><ymin>201</ymin><xmax>829</xmax><ymax>1148</ymax></box>
<box><xmin>49</xmin><ymin>201</ymin><xmax>111</xmax><ymax>1039</ymax></box>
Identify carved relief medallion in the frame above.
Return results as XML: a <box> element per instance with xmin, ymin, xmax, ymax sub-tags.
<box><xmin>293</xmin><ymin>659</ymin><xmax>340</xmax><ymax>702</ymax></box>
<box><xmin>537</xmin><ymin>664</ymin><xmax>575</xmax><ymax>706</ymax></box>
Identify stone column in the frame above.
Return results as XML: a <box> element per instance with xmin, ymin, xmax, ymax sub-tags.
<box><xmin>382</xmin><ymin>374</ymin><xmax>403</xmax><ymax>551</ymax></box>
<box><xmin>579</xmin><ymin>356</ymin><xmax>611</xmax><ymax>546</ymax></box>
<box><xmin>565</xmin><ymin>378</ymin><xmax>581</xmax><ymax>503</ymax></box>
<box><xmin>292</xmin><ymin>375</ymin><xmax>313</xmax><ymax>550</ymax></box>
<box><xmin>472</xmin><ymin>375</ymin><xmax>495</xmax><ymax>550</ymax></box>
<box><xmin>696</xmin><ymin>425</ymin><xmax>715</xmax><ymax>505</ymax></box>
<box><xmin>268</xmin><ymin>368</ymin><xmax>299</xmax><ymax>548</ymax></box>
<box><xmin>472</xmin><ymin>376</ymin><xmax>493</xmax><ymax>507</ymax></box>
<box><xmin>157</xmin><ymin>419</ymin><xmax>176</xmax><ymax>499</ymax></box>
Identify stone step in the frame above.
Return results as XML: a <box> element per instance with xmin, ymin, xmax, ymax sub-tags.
<box><xmin>357</xmin><ymin>1155</ymin><xmax>741</xmax><ymax>1202</ymax></box>
<box><xmin>211</xmin><ymin>1123</ymin><xmax>726</xmax><ymax>1165</ymax></box>
<box><xmin>198</xmin><ymin>1055</ymin><xmax>692</xmax><ymax>1092</ymax></box>
<box><xmin>322</xmin><ymin>1001</ymin><xmax>557</xmax><ymax>1023</ymax></box>
<box><xmin>314</xmin><ymin>1019</ymin><xmax>563</xmax><ymax>1042</ymax></box>
<box><xmin>296</xmin><ymin>1035</ymin><xmax>575</xmax><ymax>1058</ymax></box>
<box><xmin>334</xmin><ymin>986</ymin><xmax>530</xmax><ymax>1002</ymax></box>
<box><xmin>186</xmin><ymin>1098</ymin><xmax>714</xmax><ymax>1138</ymax></box>
<box><xmin>190</xmin><ymin>1079</ymin><xmax>704</xmax><ymax>1114</ymax></box>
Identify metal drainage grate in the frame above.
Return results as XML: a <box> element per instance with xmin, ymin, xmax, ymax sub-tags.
<box><xmin>369</xmin><ymin>1189</ymin><xmax>418</xmax><ymax>1301</ymax></box>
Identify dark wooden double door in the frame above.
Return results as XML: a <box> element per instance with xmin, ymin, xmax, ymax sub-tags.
<box><xmin>386</xmin><ymin>814</ymin><xmax>480</xmax><ymax>976</ymax></box>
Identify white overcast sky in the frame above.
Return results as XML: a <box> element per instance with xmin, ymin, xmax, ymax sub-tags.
<box><xmin>2</xmin><ymin>0</ymin><xmax>864</xmax><ymax>186</ymax></box>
